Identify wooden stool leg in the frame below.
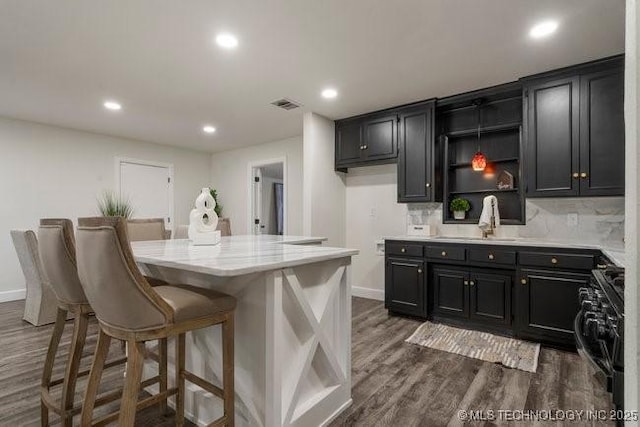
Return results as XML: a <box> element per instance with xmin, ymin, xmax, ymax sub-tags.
<box><xmin>41</xmin><ymin>307</ymin><xmax>67</xmax><ymax>427</ymax></box>
<box><xmin>175</xmin><ymin>334</ymin><xmax>186</xmax><ymax>427</ymax></box>
<box><xmin>118</xmin><ymin>341</ymin><xmax>145</xmax><ymax>427</ymax></box>
<box><xmin>61</xmin><ymin>310</ymin><xmax>89</xmax><ymax>427</ymax></box>
<box><xmin>81</xmin><ymin>330</ymin><xmax>111</xmax><ymax>426</ymax></box>
<box><xmin>222</xmin><ymin>314</ymin><xmax>235</xmax><ymax>426</ymax></box>
<box><xmin>158</xmin><ymin>338</ymin><xmax>168</xmax><ymax>415</ymax></box>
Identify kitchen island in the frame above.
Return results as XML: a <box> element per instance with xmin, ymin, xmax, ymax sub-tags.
<box><xmin>132</xmin><ymin>235</ymin><xmax>358</xmax><ymax>427</ymax></box>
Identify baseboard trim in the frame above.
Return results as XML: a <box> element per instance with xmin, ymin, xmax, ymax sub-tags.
<box><xmin>351</xmin><ymin>286</ymin><xmax>384</xmax><ymax>301</ymax></box>
<box><xmin>0</xmin><ymin>289</ymin><xmax>26</xmax><ymax>303</ymax></box>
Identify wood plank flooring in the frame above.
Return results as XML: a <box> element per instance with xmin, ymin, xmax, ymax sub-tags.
<box><xmin>0</xmin><ymin>297</ymin><xmax>612</xmax><ymax>426</ymax></box>
<box><xmin>330</xmin><ymin>298</ymin><xmax>613</xmax><ymax>427</ymax></box>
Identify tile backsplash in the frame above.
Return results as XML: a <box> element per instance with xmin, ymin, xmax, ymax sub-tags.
<box><xmin>407</xmin><ymin>197</ymin><xmax>624</xmax><ymax>249</ymax></box>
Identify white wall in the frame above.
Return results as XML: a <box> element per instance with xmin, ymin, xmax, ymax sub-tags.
<box><xmin>0</xmin><ymin>116</ymin><xmax>211</xmax><ymax>298</ymax></box>
<box><xmin>302</xmin><ymin>112</ymin><xmax>346</xmax><ymax>246</ymax></box>
<box><xmin>210</xmin><ymin>136</ymin><xmax>303</xmax><ymax>235</ymax></box>
<box><xmin>624</xmin><ymin>0</ymin><xmax>639</xmax><ymax>416</ymax></box>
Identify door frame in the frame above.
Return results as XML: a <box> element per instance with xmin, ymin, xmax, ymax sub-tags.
<box><xmin>114</xmin><ymin>157</ymin><xmax>175</xmax><ymax>229</ymax></box>
<box><xmin>247</xmin><ymin>157</ymin><xmax>287</xmax><ymax>235</ymax></box>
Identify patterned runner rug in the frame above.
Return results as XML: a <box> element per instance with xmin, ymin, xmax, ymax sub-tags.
<box><xmin>406</xmin><ymin>321</ymin><xmax>540</xmax><ymax>373</ymax></box>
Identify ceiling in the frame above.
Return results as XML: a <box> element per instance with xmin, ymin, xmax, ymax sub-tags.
<box><xmin>0</xmin><ymin>0</ymin><xmax>625</xmax><ymax>153</ymax></box>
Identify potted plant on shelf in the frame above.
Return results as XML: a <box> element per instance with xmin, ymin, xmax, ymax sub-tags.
<box><xmin>450</xmin><ymin>197</ymin><xmax>471</xmax><ymax>220</ymax></box>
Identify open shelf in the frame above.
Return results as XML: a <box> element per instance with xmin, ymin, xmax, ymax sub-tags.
<box><xmin>449</xmin><ymin>188</ymin><xmax>519</xmax><ymax>195</ymax></box>
<box><xmin>446</xmin><ymin>122</ymin><xmax>521</xmax><ymax>138</ymax></box>
<box><xmin>449</xmin><ymin>157</ymin><xmax>519</xmax><ymax>168</ymax></box>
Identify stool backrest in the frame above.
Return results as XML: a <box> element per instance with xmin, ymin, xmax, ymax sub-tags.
<box><xmin>38</xmin><ymin>219</ymin><xmax>87</xmax><ymax>305</ymax></box>
<box><xmin>127</xmin><ymin>218</ymin><xmax>167</xmax><ymax>242</ymax></box>
<box><xmin>76</xmin><ymin>217</ymin><xmax>173</xmax><ymax>331</ymax></box>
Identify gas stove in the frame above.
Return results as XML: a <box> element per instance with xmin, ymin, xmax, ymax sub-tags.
<box><xmin>575</xmin><ymin>264</ymin><xmax>624</xmax><ymax>415</ymax></box>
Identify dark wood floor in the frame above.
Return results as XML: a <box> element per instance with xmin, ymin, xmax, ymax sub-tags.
<box><xmin>330</xmin><ymin>298</ymin><xmax>613</xmax><ymax>427</ymax></box>
<box><xmin>0</xmin><ymin>298</ymin><xmax>612</xmax><ymax>426</ymax></box>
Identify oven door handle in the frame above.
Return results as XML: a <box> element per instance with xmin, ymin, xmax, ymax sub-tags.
<box><xmin>574</xmin><ymin>310</ymin><xmax>612</xmax><ymax>375</ymax></box>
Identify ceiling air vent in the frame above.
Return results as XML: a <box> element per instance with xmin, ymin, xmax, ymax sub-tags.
<box><xmin>270</xmin><ymin>98</ymin><xmax>302</xmax><ymax>111</ymax></box>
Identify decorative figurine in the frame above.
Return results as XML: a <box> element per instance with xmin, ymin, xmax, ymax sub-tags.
<box><xmin>188</xmin><ymin>187</ymin><xmax>221</xmax><ymax>245</ymax></box>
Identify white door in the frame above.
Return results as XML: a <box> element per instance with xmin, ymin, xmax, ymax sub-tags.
<box><xmin>119</xmin><ymin>160</ymin><xmax>173</xmax><ymax>229</ymax></box>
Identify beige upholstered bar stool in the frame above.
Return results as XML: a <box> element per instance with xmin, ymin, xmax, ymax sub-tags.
<box><xmin>37</xmin><ymin>219</ymin><xmax>127</xmax><ymax>427</ymax></box>
<box><xmin>76</xmin><ymin>216</ymin><xmax>236</xmax><ymax>427</ymax></box>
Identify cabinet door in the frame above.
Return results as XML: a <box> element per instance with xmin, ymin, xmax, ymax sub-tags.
<box><xmin>362</xmin><ymin>114</ymin><xmax>397</xmax><ymax>161</ymax></box>
<box><xmin>579</xmin><ymin>66</ymin><xmax>625</xmax><ymax>196</ymax></box>
<box><xmin>525</xmin><ymin>76</ymin><xmax>580</xmax><ymax>197</ymax></box>
<box><xmin>335</xmin><ymin>119</ymin><xmax>363</xmax><ymax>167</ymax></box>
<box><xmin>469</xmin><ymin>271</ymin><xmax>512</xmax><ymax>326</ymax></box>
<box><xmin>516</xmin><ymin>268</ymin><xmax>588</xmax><ymax>346</ymax></box>
<box><xmin>432</xmin><ymin>266</ymin><xmax>468</xmax><ymax>319</ymax></box>
<box><xmin>397</xmin><ymin>102</ymin><xmax>436</xmax><ymax>203</ymax></box>
<box><xmin>385</xmin><ymin>257</ymin><xmax>426</xmax><ymax>317</ymax></box>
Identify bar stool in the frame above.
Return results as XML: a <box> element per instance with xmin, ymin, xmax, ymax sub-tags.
<box><xmin>37</xmin><ymin>219</ymin><xmax>127</xmax><ymax>427</ymax></box>
<box><xmin>76</xmin><ymin>216</ymin><xmax>236</xmax><ymax>427</ymax></box>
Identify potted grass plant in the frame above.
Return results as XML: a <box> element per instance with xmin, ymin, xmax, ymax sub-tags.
<box><xmin>97</xmin><ymin>191</ymin><xmax>134</xmax><ymax>218</ymax></box>
<box><xmin>450</xmin><ymin>197</ymin><xmax>471</xmax><ymax>220</ymax></box>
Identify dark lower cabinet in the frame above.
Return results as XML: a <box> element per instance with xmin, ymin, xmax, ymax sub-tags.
<box><xmin>385</xmin><ymin>257</ymin><xmax>426</xmax><ymax>317</ymax></box>
<box><xmin>433</xmin><ymin>266</ymin><xmax>512</xmax><ymax>328</ymax></box>
<box><xmin>469</xmin><ymin>272</ymin><xmax>512</xmax><ymax>326</ymax></box>
<box><xmin>516</xmin><ymin>268</ymin><xmax>589</xmax><ymax>346</ymax></box>
<box><xmin>432</xmin><ymin>266</ymin><xmax>468</xmax><ymax>319</ymax></box>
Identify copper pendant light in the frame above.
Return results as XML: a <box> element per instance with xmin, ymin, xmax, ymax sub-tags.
<box><xmin>471</xmin><ymin>99</ymin><xmax>486</xmax><ymax>171</ymax></box>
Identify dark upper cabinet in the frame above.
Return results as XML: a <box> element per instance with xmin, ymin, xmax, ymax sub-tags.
<box><xmin>516</xmin><ymin>268</ymin><xmax>589</xmax><ymax>346</ymax></box>
<box><xmin>397</xmin><ymin>101</ymin><xmax>440</xmax><ymax>203</ymax></box>
<box><xmin>335</xmin><ymin>118</ymin><xmax>363</xmax><ymax>167</ymax></box>
<box><xmin>385</xmin><ymin>257</ymin><xmax>426</xmax><ymax>317</ymax></box>
<box><xmin>432</xmin><ymin>266</ymin><xmax>468</xmax><ymax>319</ymax></box>
<box><xmin>525</xmin><ymin>76</ymin><xmax>580</xmax><ymax>196</ymax></box>
<box><xmin>363</xmin><ymin>113</ymin><xmax>398</xmax><ymax>160</ymax></box>
<box><xmin>523</xmin><ymin>56</ymin><xmax>624</xmax><ymax>197</ymax></box>
<box><xmin>579</xmin><ymin>65</ymin><xmax>625</xmax><ymax>196</ymax></box>
<box><xmin>335</xmin><ymin>112</ymin><xmax>398</xmax><ymax>171</ymax></box>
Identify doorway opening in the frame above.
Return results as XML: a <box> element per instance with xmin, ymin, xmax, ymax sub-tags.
<box><xmin>249</xmin><ymin>158</ymin><xmax>286</xmax><ymax>235</ymax></box>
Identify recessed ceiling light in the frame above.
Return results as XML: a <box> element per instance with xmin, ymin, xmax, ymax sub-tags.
<box><xmin>529</xmin><ymin>20</ymin><xmax>558</xmax><ymax>39</ymax></box>
<box><xmin>321</xmin><ymin>88</ymin><xmax>338</xmax><ymax>99</ymax></box>
<box><xmin>215</xmin><ymin>33</ymin><xmax>239</xmax><ymax>49</ymax></box>
<box><xmin>203</xmin><ymin>125</ymin><xmax>216</xmax><ymax>134</ymax></box>
<box><xmin>103</xmin><ymin>100</ymin><xmax>122</xmax><ymax>111</ymax></box>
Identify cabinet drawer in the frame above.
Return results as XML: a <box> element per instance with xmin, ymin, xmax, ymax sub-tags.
<box><xmin>518</xmin><ymin>251</ymin><xmax>595</xmax><ymax>270</ymax></box>
<box><xmin>386</xmin><ymin>242</ymin><xmax>423</xmax><ymax>257</ymax></box>
<box><xmin>469</xmin><ymin>247</ymin><xmax>516</xmax><ymax>266</ymax></box>
<box><xmin>425</xmin><ymin>245</ymin><xmax>466</xmax><ymax>261</ymax></box>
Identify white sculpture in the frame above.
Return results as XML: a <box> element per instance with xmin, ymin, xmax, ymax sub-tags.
<box><xmin>188</xmin><ymin>188</ymin><xmax>221</xmax><ymax>245</ymax></box>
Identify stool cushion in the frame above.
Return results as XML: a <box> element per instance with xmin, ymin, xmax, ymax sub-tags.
<box><xmin>154</xmin><ymin>285</ymin><xmax>236</xmax><ymax>323</ymax></box>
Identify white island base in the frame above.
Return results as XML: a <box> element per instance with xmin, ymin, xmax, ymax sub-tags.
<box><xmin>141</xmin><ymin>257</ymin><xmax>352</xmax><ymax>427</ymax></box>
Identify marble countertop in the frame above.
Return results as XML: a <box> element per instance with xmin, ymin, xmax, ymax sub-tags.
<box><xmin>384</xmin><ymin>235</ymin><xmax>625</xmax><ymax>267</ymax></box>
<box><xmin>132</xmin><ymin>235</ymin><xmax>358</xmax><ymax>277</ymax></box>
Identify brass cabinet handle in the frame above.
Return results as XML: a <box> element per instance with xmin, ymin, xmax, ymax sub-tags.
<box><xmin>469</xmin><ymin>281</ymin><xmax>475</xmax><ymax>286</ymax></box>
<box><xmin>401</xmin><ymin>247</ymin><xmax>406</xmax><ymax>253</ymax></box>
<box><xmin>464</xmin><ymin>280</ymin><xmax>469</xmax><ymax>285</ymax></box>
<box><xmin>596</xmin><ymin>263</ymin><xmax>608</xmax><ymax>269</ymax></box>
<box><xmin>580</xmin><ymin>172</ymin><xmax>587</xmax><ymax>178</ymax></box>
<box><xmin>425</xmin><ymin>183</ymin><xmax>431</xmax><ymax>188</ymax></box>
<box><xmin>551</xmin><ymin>257</ymin><xmax>558</xmax><ymax>264</ymax></box>
<box><xmin>359</xmin><ymin>146</ymin><xmax>364</xmax><ymax>150</ymax></box>
<box><xmin>363</xmin><ymin>145</ymin><xmax>368</xmax><ymax>150</ymax></box>
<box><xmin>572</xmin><ymin>172</ymin><xmax>579</xmax><ymax>178</ymax></box>
<box><xmin>488</xmin><ymin>254</ymin><xmax>494</xmax><ymax>260</ymax></box>
<box><xmin>441</xmin><ymin>251</ymin><xmax>447</xmax><ymax>257</ymax></box>
<box><xmin>417</xmin><ymin>268</ymin><xmax>423</xmax><ymax>274</ymax></box>
<box><xmin>521</xmin><ymin>278</ymin><xmax>527</xmax><ymax>285</ymax></box>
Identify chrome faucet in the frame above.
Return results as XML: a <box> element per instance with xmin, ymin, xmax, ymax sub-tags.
<box><xmin>481</xmin><ymin>199</ymin><xmax>496</xmax><ymax>239</ymax></box>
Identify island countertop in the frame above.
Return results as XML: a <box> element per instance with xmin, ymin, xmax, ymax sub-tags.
<box><xmin>131</xmin><ymin>234</ymin><xmax>359</xmax><ymax>277</ymax></box>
